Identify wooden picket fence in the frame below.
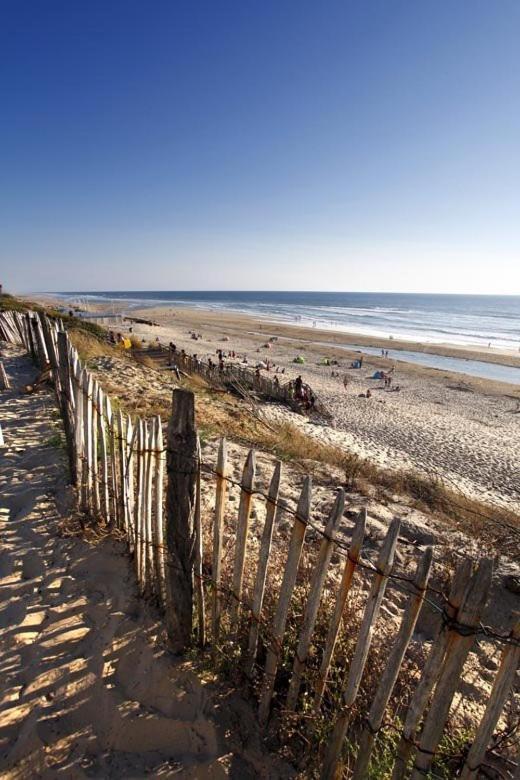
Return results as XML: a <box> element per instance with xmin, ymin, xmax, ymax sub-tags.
<box><xmin>1</xmin><ymin>307</ymin><xmax>519</xmax><ymax>779</ymax></box>
<box><xmin>133</xmin><ymin>343</ymin><xmax>328</xmax><ymax>416</ymax></box>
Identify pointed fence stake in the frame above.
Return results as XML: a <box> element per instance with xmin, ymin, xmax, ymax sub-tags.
<box><xmin>352</xmin><ymin>547</ymin><xmax>433</xmax><ymax>779</ymax></box>
<box><xmin>322</xmin><ymin>517</ymin><xmax>401</xmax><ymax>780</ymax></box>
<box><xmin>230</xmin><ymin>448</ymin><xmax>256</xmax><ymax>630</ymax></box>
<box><xmin>212</xmin><ymin>437</ymin><xmax>228</xmax><ymax>645</ymax></box>
<box><xmin>286</xmin><ymin>488</ymin><xmax>346</xmax><ymax>711</ymax></box>
<box><xmin>258</xmin><ymin>476</ymin><xmax>312</xmax><ymax>724</ymax></box>
<box><xmin>244</xmin><ymin>461</ymin><xmax>282</xmax><ymax>678</ymax></box>
<box><xmin>314</xmin><ymin>508</ymin><xmax>367</xmax><ymax>710</ymax></box>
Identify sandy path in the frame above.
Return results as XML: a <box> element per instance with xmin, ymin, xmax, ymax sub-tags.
<box><xmin>0</xmin><ymin>347</ymin><xmax>291</xmax><ymax>779</ymax></box>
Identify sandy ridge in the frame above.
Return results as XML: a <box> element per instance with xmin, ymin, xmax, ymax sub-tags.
<box><xmin>0</xmin><ymin>346</ymin><xmax>291</xmax><ymax>779</ymax></box>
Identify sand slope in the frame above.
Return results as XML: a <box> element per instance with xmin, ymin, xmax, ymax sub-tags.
<box><xmin>0</xmin><ymin>347</ymin><xmax>291</xmax><ymax>779</ymax></box>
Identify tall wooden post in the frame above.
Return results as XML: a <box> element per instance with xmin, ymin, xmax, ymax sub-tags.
<box><xmin>57</xmin><ymin>331</ymin><xmax>77</xmax><ymax>484</ymax></box>
<box><xmin>165</xmin><ymin>388</ymin><xmax>198</xmax><ymax>653</ymax></box>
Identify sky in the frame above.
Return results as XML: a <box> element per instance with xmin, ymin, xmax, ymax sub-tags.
<box><xmin>1</xmin><ymin>0</ymin><xmax>519</xmax><ymax>294</ymax></box>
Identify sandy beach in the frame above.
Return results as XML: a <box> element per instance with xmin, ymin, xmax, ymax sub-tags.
<box><xmin>2</xmin><ymin>303</ymin><xmax>518</xmax><ymax>776</ymax></box>
<box><xmin>32</xmin><ymin>297</ymin><xmax>520</xmax><ymax>513</ymax></box>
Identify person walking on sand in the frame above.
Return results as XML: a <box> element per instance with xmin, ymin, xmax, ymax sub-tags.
<box><xmin>295</xmin><ymin>374</ymin><xmax>303</xmax><ymax>399</ymax></box>
<box><xmin>343</xmin><ymin>375</ymin><xmax>349</xmax><ymax>391</ymax></box>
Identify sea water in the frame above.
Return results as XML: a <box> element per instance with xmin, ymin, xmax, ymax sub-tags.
<box><xmin>56</xmin><ymin>291</ymin><xmax>520</xmax><ymax>351</ymax></box>
<box><xmin>53</xmin><ymin>290</ymin><xmax>520</xmax><ymax>384</ymax></box>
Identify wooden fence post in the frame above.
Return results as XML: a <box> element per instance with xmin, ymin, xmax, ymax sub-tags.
<box><xmin>286</xmin><ymin>488</ymin><xmax>346</xmax><ymax>711</ymax></box>
<box><xmin>165</xmin><ymin>388</ymin><xmax>198</xmax><ymax>653</ymax></box>
<box><xmin>321</xmin><ymin>517</ymin><xmax>401</xmax><ymax>780</ymax></box>
<box><xmin>352</xmin><ymin>547</ymin><xmax>433</xmax><ymax>779</ymax></box>
<box><xmin>230</xmin><ymin>448</ymin><xmax>256</xmax><ymax>630</ymax></box>
<box><xmin>244</xmin><ymin>461</ymin><xmax>282</xmax><ymax>678</ymax></box>
<box><xmin>390</xmin><ymin>559</ymin><xmax>473</xmax><ymax>779</ymax></box>
<box><xmin>97</xmin><ymin>385</ymin><xmax>109</xmax><ymax>522</ymax></box>
<box><xmin>31</xmin><ymin>315</ymin><xmax>48</xmax><ymax>369</ymax></box>
<box><xmin>314</xmin><ymin>508</ymin><xmax>367</xmax><ymax>710</ymax></box>
<box><xmin>73</xmin><ymin>360</ymin><xmax>84</xmax><ymax>495</ymax></box>
<box><xmin>460</xmin><ymin>619</ymin><xmax>520</xmax><ymax>779</ymax></box>
<box><xmin>152</xmin><ymin>416</ymin><xmax>166</xmax><ymax>607</ymax></box>
<box><xmin>105</xmin><ymin>394</ymin><xmax>118</xmax><ymax>527</ymax></box>
<box><xmin>25</xmin><ymin>313</ymin><xmax>36</xmax><ymax>360</ymax></box>
<box><xmin>258</xmin><ymin>476</ymin><xmax>312</xmax><ymax>724</ymax></box>
<box><xmin>212</xmin><ymin>438</ymin><xmax>228</xmax><ymax>644</ymax></box>
<box><xmin>410</xmin><ymin>558</ymin><xmax>494</xmax><ymax>779</ymax></box>
<box><xmin>56</xmin><ymin>331</ymin><xmax>77</xmax><ymax>484</ymax></box>
<box><xmin>39</xmin><ymin>313</ymin><xmax>60</xmax><ymax>401</ymax></box>
<box><xmin>117</xmin><ymin>411</ymin><xmax>127</xmax><ymax>533</ymax></box>
<box><xmin>82</xmin><ymin>370</ymin><xmax>93</xmax><ymax>512</ymax></box>
<box><xmin>91</xmin><ymin>379</ymin><xmax>100</xmax><ymax>515</ymax></box>
<box><xmin>135</xmin><ymin>418</ymin><xmax>145</xmax><ymax>588</ymax></box>
<box><xmin>125</xmin><ymin>415</ymin><xmax>135</xmax><ymax>540</ymax></box>
<box><xmin>144</xmin><ymin>419</ymin><xmax>155</xmax><ymax>593</ymax></box>
<box><xmin>194</xmin><ymin>435</ymin><xmax>205</xmax><ymax>646</ymax></box>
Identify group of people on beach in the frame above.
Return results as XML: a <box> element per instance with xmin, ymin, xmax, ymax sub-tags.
<box><xmin>166</xmin><ymin>342</ymin><xmax>316</xmax><ymax>411</ymax></box>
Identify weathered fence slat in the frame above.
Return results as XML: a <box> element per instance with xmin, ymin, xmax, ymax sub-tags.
<box><xmin>104</xmin><ymin>393</ymin><xmax>118</xmax><ymax>528</ymax></box>
<box><xmin>410</xmin><ymin>558</ymin><xmax>494</xmax><ymax>779</ymax></box>
<box><xmin>73</xmin><ymin>360</ymin><xmax>84</xmax><ymax>492</ymax></box>
<box><xmin>194</xmin><ymin>435</ymin><xmax>205</xmax><ymax>645</ymax></box>
<box><xmin>125</xmin><ymin>415</ymin><xmax>135</xmax><ymax>541</ymax></box>
<box><xmin>244</xmin><ymin>461</ymin><xmax>282</xmax><ymax>678</ymax></box>
<box><xmin>0</xmin><ymin>361</ymin><xmax>10</xmax><ymax>390</ymax></box>
<box><xmin>155</xmin><ymin>417</ymin><xmax>166</xmax><ymax>606</ymax></box>
<box><xmin>144</xmin><ymin>419</ymin><xmax>155</xmax><ymax>593</ymax></box>
<box><xmin>390</xmin><ymin>558</ymin><xmax>473</xmax><ymax>779</ymax></box>
<box><xmin>91</xmin><ymin>379</ymin><xmax>100</xmax><ymax>515</ymax></box>
<box><xmin>352</xmin><ymin>546</ymin><xmax>433</xmax><ymax>780</ymax></box>
<box><xmin>135</xmin><ymin>418</ymin><xmax>145</xmax><ymax>589</ymax></box>
<box><xmin>165</xmin><ymin>389</ymin><xmax>198</xmax><ymax>653</ymax></box>
<box><xmin>286</xmin><ymin>488</ymin><xmax>346</xmax><ymax>711</ymax></box>
<box><xmin>57</xmin><ymin>331</ymin><xmax>77</xmax><ymax>483</ymax></box>
<box><xmin>321</xmin><ymin>517</ymin><xmax>401</xmax><ymax>780</ymax></box>
<box><xmin>117</xmin><ymin>411</ymin><xmax>127</xmax><ymax>535</ymax></box>
<box><xmin>314</xmin><ymin>508</ymin><xmax>367</xmax><ymax>710</ymax></box>
<box><xmin>82</xmin><ymin>371</ymin><xmax>93</xmax><ymax>512</ymax></box>
<box><xmin>97</xmin><ymin>385</ymin><xmax>110</xmax><ymax>523</ymax></box>
<box><xmin>258</xmin><ymin>476</ymin><xmax>311</xmax><ymax>724</ymax></box>
<box><xmin>230</xmin><ymin>448</ymin><xmax>256</xmax><ymax>630</ymax></box>
<box><xmin>460</xmin><ymin>619</ymin><xmax>520</xmax><ymax>779</ymax></box>
<box><xmin>212</xmin><ymin>437</ymin><xmax>228</xmax><ymax>644</ymax></box>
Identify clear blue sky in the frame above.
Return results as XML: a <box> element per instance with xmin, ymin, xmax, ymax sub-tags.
<box><xmin>1</xmin><ymin>0</ymin><xmax>519</xmax><ymax>294</ymax></box>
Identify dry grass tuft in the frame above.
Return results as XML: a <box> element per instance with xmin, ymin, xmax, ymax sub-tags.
<box><xmin>68</xmin><ymin>329</ymin><xmax>119</xmax><ymax>361</ymax></box>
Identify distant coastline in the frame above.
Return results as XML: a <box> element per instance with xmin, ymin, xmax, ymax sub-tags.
<box><xmin>44</xmin><ymin>290</ymin><xmax>520</xmax><ymax>351</ymax></box>
<box><xmin>29</xmin><ymin>292</ymin><xmax>520</xmax><ymax>384</ymax></box>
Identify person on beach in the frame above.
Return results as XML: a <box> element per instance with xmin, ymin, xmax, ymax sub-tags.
<box><xmin>295</xmin><ymin>375</ymin><xmax>303</xmax><ymax>399</ymax></box>
<box><xmin>366</xmin><ymin>388</ymin><xmax>372</xmax><ymax>398</ymax></box>
<box><xmin>343</xmin><ymin>375</ymin><xmax>349</xmax><ymax>391</ymax></box>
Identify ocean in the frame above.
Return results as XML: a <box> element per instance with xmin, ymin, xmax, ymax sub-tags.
<box><xmin>57</xmin><ymin>291</ymin><xmax>520</xmax><ymax>351</ymax></box>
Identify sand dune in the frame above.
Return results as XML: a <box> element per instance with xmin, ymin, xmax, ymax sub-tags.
<box><xmin>0</xmin><ymin>346</ymin><xmax>291</xmax><ymax>779</ymax></box>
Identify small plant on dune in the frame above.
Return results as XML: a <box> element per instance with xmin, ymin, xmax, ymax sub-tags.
<box><xmin>44</xmin><ymin>432</ymin><xmax>65</xmax><ymax>449</ymax></box>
